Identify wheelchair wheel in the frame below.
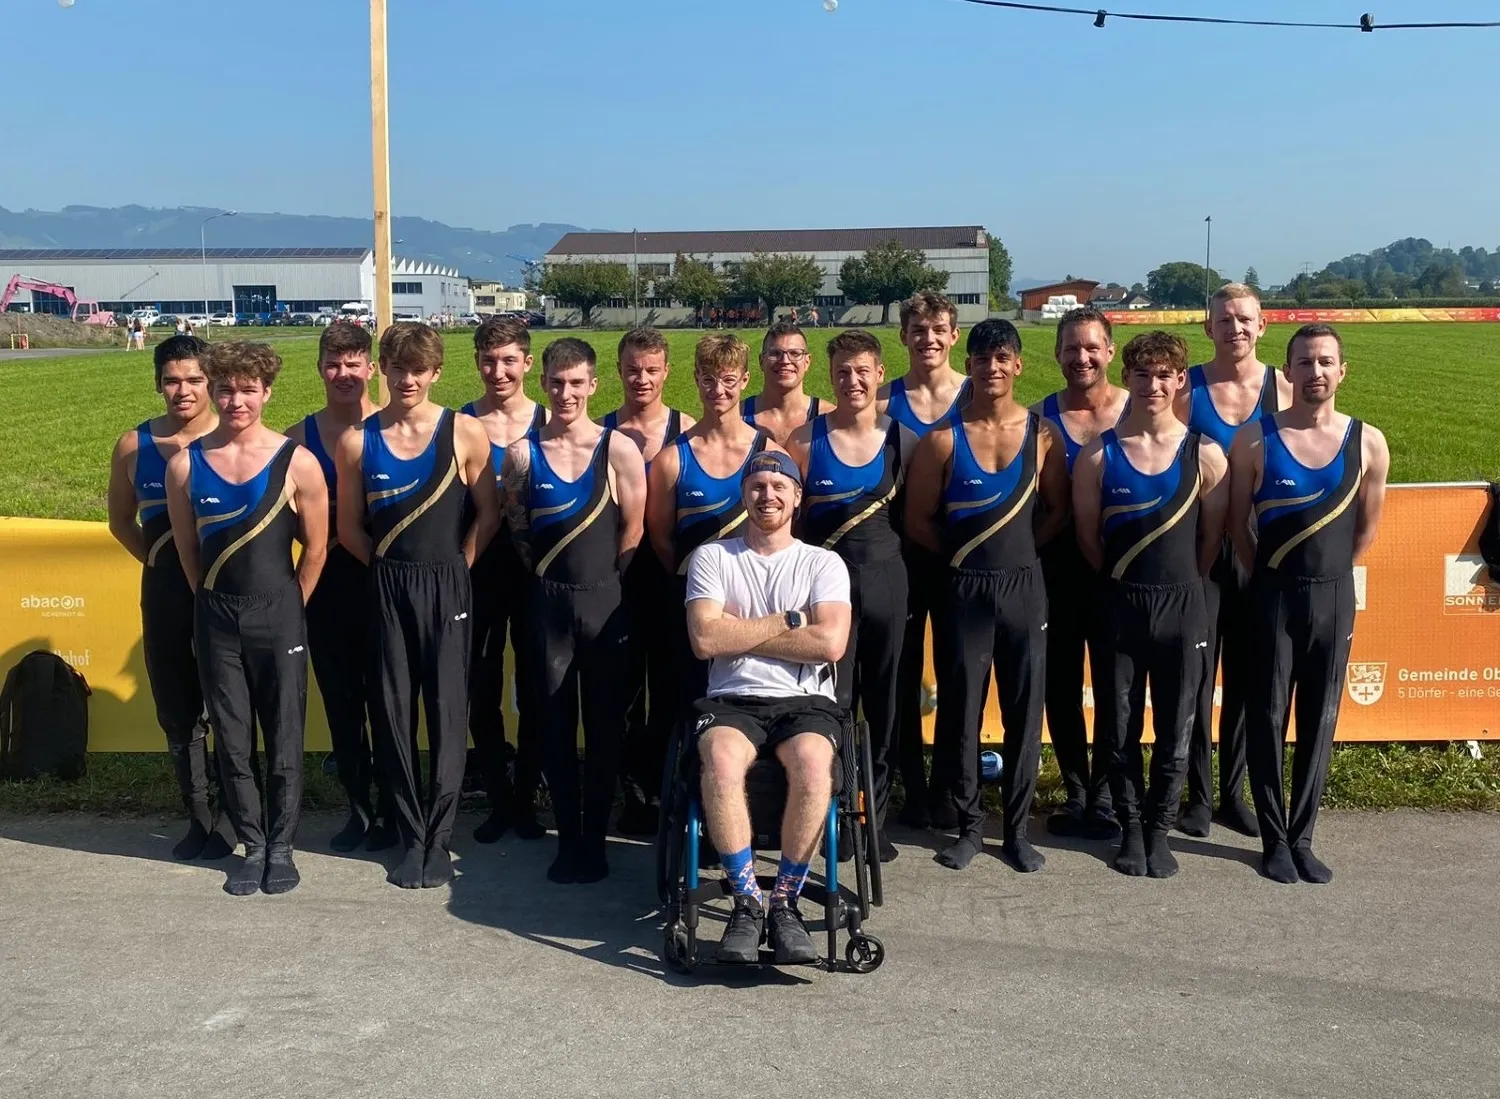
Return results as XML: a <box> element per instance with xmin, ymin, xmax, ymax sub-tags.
<box><xmin>655</xmin><ymin>725</ymin><xmax>687</xmax><ymax>906</ymax></box>
<box><xmin>845</xmin><ymin>932</ymin><xmax>885</xmax><ymax>974</ymax></box>
<box><xmin>857</xmin><ymin>721</ymin><xmax>885</xmax><ymax>908</ymax></box>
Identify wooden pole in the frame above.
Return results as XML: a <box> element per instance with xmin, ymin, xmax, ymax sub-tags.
<box><xmin>370</xmin><ymin>0</ymin><xmax>393</xmax><ymax>399</ymax></box>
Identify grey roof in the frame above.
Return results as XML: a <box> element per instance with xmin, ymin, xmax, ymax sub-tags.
<box><xmin>0</xmin><ymin>247</ymin><xmax>369</xmax><ymax>262</ymax></box>
<box><xmin>548</xmin><ymin>226</ymin><xmax>988</xmax><ymax>257</ymax></box>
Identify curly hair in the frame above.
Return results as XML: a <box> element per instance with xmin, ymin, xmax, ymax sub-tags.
<box><xmin>204</xmin><ymin>341</ymin><xmax>282</xmax><ymax>387</ymax></box>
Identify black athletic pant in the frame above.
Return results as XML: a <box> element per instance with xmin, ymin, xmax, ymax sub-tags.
<box><xmin>1244</xmin><ymin>572</ymin><xmax>1354</xmax><ymax>851</ymax></box>
<box><xmin>194</xmin><ymin>580</ymin><xmax>308</xmax><ymax>850</ymax></box>
<box><xmin>894</xmin><ymin>544</ymin><xmax>944</xmax><ymax>810</ymax></box>
<box><xmin>932</xmin><ymin>564</ymin><xmax>1047</xmax><ymax>842</ymax></box>
<box><xmin>368</xmin><ymin>556</ymin><xmax>471</xmax><ymax>852</ymax></box>
<box><xmin>1094</xmin><ymin>580</ymin><xmax>1208</xmax><ymax>834</ymax></box>
<box><xmin>306</xmin><ymin>547</ymin><xmax>385</xmax><ymax>815</ymax></box>
<box><xmin>141</xmin><ymin>565</ymin><xmax>212</xmax><ymax>811</ymax></box>
<box><xmin>1040</xmin><ymin>541</ymin><xmax>1112</xmax><ymax>814</ymax></box>
<box><xmin>528</xmin><ymin>575</ymin><xmax>631</xmax><ymax>853</ymax></box>
<box><xmin>835</xmin><ymin>557</ymin><xmax>907</xmax><ymax>828</ymax></box>
<box><xmin>1187</xmin><ymin>548</ymin><xmax>1250</xmax><ymax>809</ymax></box>
<box><xmin>469</xmin><ymin>546</ymin><xmax>540</xmax><ymax>809</ymax></box>
<box><xmin>620</xmin><ymin>545</ymin><xmax>676</xmax><ymax>802</ymax></box>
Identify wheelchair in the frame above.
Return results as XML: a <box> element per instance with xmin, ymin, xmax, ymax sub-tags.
<box><xmin>655</xmin><ymin>710</ymin><xmax>886</xmax><ymax>974</ymax></box>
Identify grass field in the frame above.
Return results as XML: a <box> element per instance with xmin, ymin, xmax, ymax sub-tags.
<box><xmin>0</xmin><ymin>321</ymin><xmax>1495</xmax><ymax>521</ymax></box>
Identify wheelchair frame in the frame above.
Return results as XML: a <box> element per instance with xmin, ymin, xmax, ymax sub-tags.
<box><xmin>656</xmin><ymin>713</ymin><xmax>886</xmax><ymax>974</ymax></box>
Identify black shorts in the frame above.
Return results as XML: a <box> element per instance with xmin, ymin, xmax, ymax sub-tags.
<box><xmin>692</xmin><ymin>694</ymin><xmax>843</xmax><ymax>753</ymax></box>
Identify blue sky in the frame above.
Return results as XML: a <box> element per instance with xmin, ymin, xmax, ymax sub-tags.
<box><xmin>7</xmin><ymin>0</ymin><xmax>1498</xmax><ymax>285</ymax></box>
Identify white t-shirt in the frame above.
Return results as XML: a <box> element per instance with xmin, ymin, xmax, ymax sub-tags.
<box><xmin>683</xmin><ymin>537</ymin><xmax>851</xmax><ymax>702</ymax></box>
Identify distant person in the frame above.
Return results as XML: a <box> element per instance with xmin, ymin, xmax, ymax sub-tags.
<box><xmin>105</xmin><ymin>334</ymin><xmax>229</xmax><ymax>861</ymax></box>
<box><xmin>163</xmin><ymin>341</ymin><xmax>330</xmax><ymax>896</ymax></box>
<box><xmin>809</xmin><ymin>306</ymin><xmax>821</xmax><ymax>328</ymax></box>
<box><xmin>176</xmin><ymin>317</ymin><xmax>187</xmax><ymax>336</ymax></box>
<box><xmin>790</xmin><ymin>307</ymin><xmax>801</xmax><ymax>326</ymax></box>
<box><xmin>1228</xmin><ymin>323</ymin><xmax>1389</xmax><ymax>884</ymax></box>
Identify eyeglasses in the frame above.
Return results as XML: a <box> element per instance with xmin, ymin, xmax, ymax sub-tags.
<box><xmin>764</xmin><ymin>350</ymin><xmax>809</xmax><ymax>362</ymax></box>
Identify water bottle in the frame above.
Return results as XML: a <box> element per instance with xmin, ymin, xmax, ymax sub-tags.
<box><xmin>979</xmin><ymin>750</ymin><xmax>1004</xmax><ymax>784</ymax></box>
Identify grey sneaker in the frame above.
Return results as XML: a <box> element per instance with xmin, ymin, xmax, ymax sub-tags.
<box><xmin>716</xmin><ymin>895</ymin><xmax>765</xmax><ymax>964</ymax></box>
<box><xmin>768</xmin><ymin>902</ymin><xmax>818</xmax><ymax>965</ymax></box>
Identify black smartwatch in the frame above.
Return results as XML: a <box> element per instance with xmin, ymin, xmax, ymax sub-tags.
<box><xmin>784</xmin><ymin>610</ymin><xmax>806</xmax><ymax>630</ymax></box>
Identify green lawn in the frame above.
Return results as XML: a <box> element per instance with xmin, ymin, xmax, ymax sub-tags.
<box><xmin>2</xmin><ymin>322</ymin><xmax>1494</xmax><ymax>521</ymax></box>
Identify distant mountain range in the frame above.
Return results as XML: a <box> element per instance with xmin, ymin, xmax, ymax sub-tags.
<box><xmin>0</xmin><ymin>205</ymin><xmax>584</xmax><ymax>285</ymax></box>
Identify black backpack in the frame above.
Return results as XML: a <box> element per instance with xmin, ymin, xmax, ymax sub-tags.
<box><xmin>0</xmin><ymin>651</ymin><xmax>90</xmax><ymax>781</ymax></box>
<box><xmin>1480</xmin><ymin>482</ymin><xmax>1500</xmax><ymax>582</ymax></box>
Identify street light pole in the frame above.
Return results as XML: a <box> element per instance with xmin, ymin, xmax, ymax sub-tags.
<box><xmin>632</xmin><ymin>227</ymin><xmax>639</xmax><ymax>327</ymax></box>
<box><xmin>200</xmin><ymin>210</ymin><xmax>237</xmax><ymax>338</ymax></box>
<box><xmin>1203</xmin><ymin>214</ymin><xmax>1213</xmax><ymax>312</ymax></box>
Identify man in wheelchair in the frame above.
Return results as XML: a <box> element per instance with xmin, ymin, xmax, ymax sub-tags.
<box><xmin>683</xmin><ymin>451</ymin><xmax>853</xmax><ymax>964</ymax></box>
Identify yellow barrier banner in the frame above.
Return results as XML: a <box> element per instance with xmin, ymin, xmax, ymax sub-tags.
<box><xmin>2</xmin><ymin>484</ymin><xmax>1497</xmax><ymax>750</ymax></box>
<box><xmin>919</xmin><ymin>483</ymin><xmax>1500</xmax><ymax>744</ymax></box>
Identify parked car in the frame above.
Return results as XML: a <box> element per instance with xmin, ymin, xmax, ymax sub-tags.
<box><xmin>209</xmin><ymin>312</ymin><xmax>236</xmax><ymax>326</ymax></box>
<box><xmin>152</xmin><ymin>314</ymin><xmax>180</xmax><ymax>328</ymax></box>
<box><xmin>235</xmin><ymin>313</ymin><xmax>263</xmax><ymax>327</ymax></box>
<box><xmin>314</xmin><ymin>313</ymin><xmax>335</xmax><ymax>327</ymax></box>
<box><xmin>128</xmin><ymin>308</ymin><xmax>161</xmax><ymax>326</ymax></box>
<box><xmin>457</xmin><ymin>312</ymin><xmax>482</xmax><ymax>326</ymax></box>
<box><xmin>182</xmin><ymin>314</ymin><xmax>211</xmax><ymax>329</ymax></box>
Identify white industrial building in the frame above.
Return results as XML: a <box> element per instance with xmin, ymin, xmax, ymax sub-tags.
<box><xmin>0</xmin><ymin>248</ymin><xmax>472</xmax><ymax>321</ymax></box>
<box><xmin>544</xmin><ymin>225</ymin><xmax>991</xmax><ymax>327</ymax></box>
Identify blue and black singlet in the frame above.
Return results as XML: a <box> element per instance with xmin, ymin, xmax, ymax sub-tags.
<box><xmin>134</xmin><ymin>422</ymin><xmax>178</xmax><ymax>568</ymax></box>
<box><xmin>1186</xmin><ymin>364</ymin><xmax>1279</xmax><ymax>452</ymax></box>
<box><xmin>602</xmin><ymin>407</ymin><xmax>682</xmax><ymax>474</ymax></box>
<box><xmin>940</xmin><ymin>413</ymin><xmax>1039</xmax><ymax>571</ymax></box>
<box><xmin>1098</xmin><ymin>428</ymin><xmax>1203</xmax><ymax>584</ymax></box>
<box><xmin>1040</xmin><ymin>392</ymin><xmax>1127</xmax><ymax>475</ymax></box>
<box><xmin>526</xmin><ymin>427</ymin><xmax>620</xmax><ymax>584</ymax></box>
<box><xmin>886</xmin><ymin>377</ymin><xmax>972</xmax><ymax>438</ymax></box>
<box><xmin>362</xmin><ymin>410</ymin><xmax>469</xmax><ymax>562</ymax></box>
<box><xmin>741</xmin><ymin>395</ymin><xmax>822</xmax><ymax>427</ymax></box>
<box><xmin>670</xmin><ymin>432</ymin><xmax>769</xmax><ymax>574</ymax></box>
<box><xmin>188</xmin><ymin>439</ymin><xmax>298</xmax><ymax>594</ymax></box>
<box><xmin>1253</xmin><ymin>416</ymin><xmax>1363</xmax><ymax>579</ymax></box>
<box><xmin>801</xmin><ymin>416</ymin><xmax>914</xmax><ymax>565</ymax></box>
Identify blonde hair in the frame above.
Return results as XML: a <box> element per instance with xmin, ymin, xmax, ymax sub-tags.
<box><xmin>1210</xmin><ymin>282</ymin><xmax>1261</xmax><ymax>313</ymax></box>
<box><xmin>693</xmin><ymin>333</ymin><xmax>749</xmax><ymax>375</ymax></box>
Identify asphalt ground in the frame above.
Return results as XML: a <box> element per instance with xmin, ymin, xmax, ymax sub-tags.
<box><xmin>2</xmin><ymin>810</ymin><xmax>1497</xmax><ymax>1099</ymax></box>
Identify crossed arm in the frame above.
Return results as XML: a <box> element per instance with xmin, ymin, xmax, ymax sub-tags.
<box><xmin>686</xmin><ymin>597</ymin><xmax>850</xmax><ymax>665</ymax></box>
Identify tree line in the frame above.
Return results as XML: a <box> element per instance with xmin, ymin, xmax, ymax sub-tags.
<box><xmin>537</xmin><ymin>234</ymin><xmax>1015</xmax><ymax>326</ymax></box>
<box><xmin>1141</xmin><ymin>237</ymin><xmax>1500</xmax><ymax>309</ymax></box>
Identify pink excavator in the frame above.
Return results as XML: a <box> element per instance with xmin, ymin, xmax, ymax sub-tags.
<box><xmin>0</xmin><ymin>275</ymin><xmax>115</xmax><ymax>325</ymax></box>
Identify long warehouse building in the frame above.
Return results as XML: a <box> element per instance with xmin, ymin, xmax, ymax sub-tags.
<box><xmin>544</xmin><ymin>225</ymin><xmax>992</xmax><ymax>327</ymax></box>
<box><xmin>0</xmin><ymin>248</ymin><xmax>472</xmax><ymax>320</ymax></box>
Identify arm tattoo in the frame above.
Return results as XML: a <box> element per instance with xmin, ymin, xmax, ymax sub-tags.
<box><xmin>503</xmin><ymin>446</ymin><xmax>533</xmax><ymax>570</ymax></box>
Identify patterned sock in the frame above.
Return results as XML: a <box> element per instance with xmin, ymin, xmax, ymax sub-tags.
<box><xmin>720</xmin><ymin>846</ymin><xmax>762</xmax><ymax>904</ymax></box>
<box><xmin>770</xmin><ymin>855</ymin><xmax>811</xmax><ymax>908</ymax></box>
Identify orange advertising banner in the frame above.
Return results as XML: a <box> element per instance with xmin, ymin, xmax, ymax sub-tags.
<box><xmin>919</xmin><ymin>483</ymin><xmax>1500</xmax><ymax>744</ymax></box>
<box><xmin>1</xmin><ymin>484</ymin><xmax>1496</xmax><ymax>751</ymax></box>
<box><xmin>1103</xmin><ymin>307</ymin><xmax>1500</xmax><ymax>326</ymax></box>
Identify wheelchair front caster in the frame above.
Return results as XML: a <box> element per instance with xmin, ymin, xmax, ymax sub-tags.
<box><xmin>663</xmin><ymin>926</ymin><xmax>696</xmax><ymax>973</ymax></box>
<box><xmin>844</xmin><ymin>933</ymin><xmax>885</xmax><ymax>974</ymax></box>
